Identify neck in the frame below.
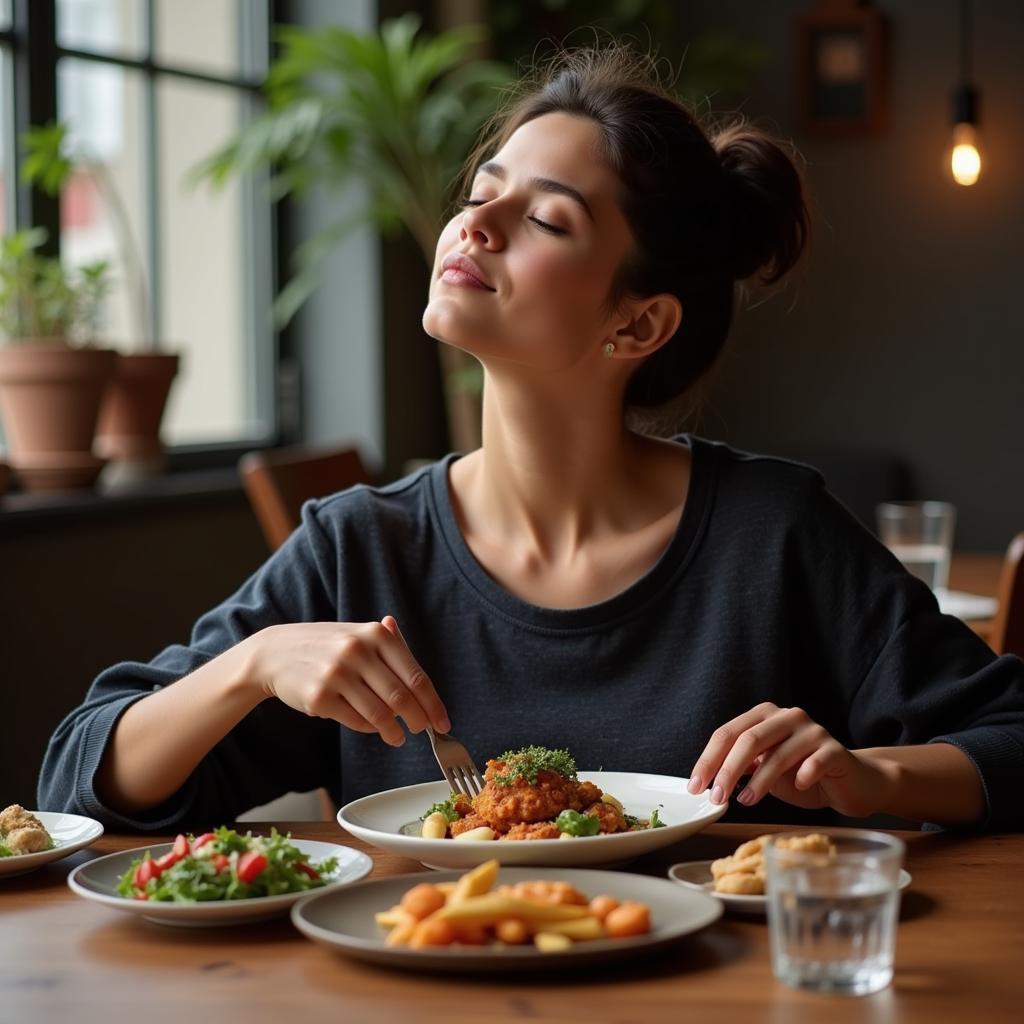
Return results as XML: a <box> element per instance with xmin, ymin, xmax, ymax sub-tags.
<box><xmin>456</xmin><ymin>364</ymin><xmax>652</xmax><ymax>560</ymax></box>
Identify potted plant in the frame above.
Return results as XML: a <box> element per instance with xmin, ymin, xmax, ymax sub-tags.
<box><xmin>22</xmin><ymin>122</ymin><xmax>180</xmax><ymax>481</ymax></box>
<box><xmin>193</xmin><ymin>14</ymin><xmax>511</xmax><ymax>453</ymax></box>
<box><xmin>0</xmin><ymin>228</ymin><xmax>117</xmax><ymax>491</ymax></box>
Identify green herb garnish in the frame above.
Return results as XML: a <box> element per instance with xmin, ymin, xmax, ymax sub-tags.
<box><xmin>0</xmin><ymin>842</ymin><xmax>11</xmax><ymax>857</ymax></box>
<box><xmin>554</xmin><ymin>809</ymin><xmax>601</xmax><ymax>837</ymax></box>
<box><xmin>421</xmin><ymin>798</ymin><xmax>460</xmax><ymax>823</ymax></box>
<box><xmin>650</xmin><ymin>806</ymin><xmax>666</xmax><ymax>828</ymax></box>
<box><xmin>492</xmin><ymin>746</ymin><xmax>578</xmax><ymax>786</ymax></box>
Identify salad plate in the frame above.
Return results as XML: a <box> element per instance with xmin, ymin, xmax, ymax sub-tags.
<box><xmin>292</xmin><ymin>865</ymin><xmax>722</xmax><ymax>972</ymax></box>
<box><xmin>68</xmin><ymin>838</ymin><xmax>372</xmax><ymax>926</ymax></box>
<box><xmin>0</xmin><ymin>811</ymin><xmax>104</xmax><ymax>879</ymax></box>
<box><xmin>338</xmin><ymin>771</ymin><xmax>726</xmax><ymax>869</ymax></box>
<box><xmin>667</xmin><ymin>860</ymin><xmax>913</xmax><ymax>916</ymax></box>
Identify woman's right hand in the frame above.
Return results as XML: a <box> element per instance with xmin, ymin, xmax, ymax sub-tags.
<box><xmin>246</xmin><ymin>615</ymin><xmax>450</xmax><ymax>746</ymax></box>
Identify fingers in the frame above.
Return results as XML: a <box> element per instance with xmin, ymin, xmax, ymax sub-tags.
<box><xmin>687</xmin><ymin>703</ymin><xmax>782</xmax><ymax>801</ymax></box>
<box><xmin>333</xmin><ymin>673</ymin><xmax>408</xmax><ymax>747</ymax></box>
<box><xmin>735</xmin><ymin>725</ymin><xmax>835</xmax><ymax>806</ymax></box>
<box><xmin>377</xmin><ymin>616</ymin><xmax>451</xmax><ymax>733</ymax></box>
<box><xmin>709</xmin><ymin>709</ymin><xmax>811</xmax><ymax>805</ymax></box>
<box><xmin>793</xmin><ymin>743</ymin><xmax>848</xmax><ymax>792</ymax></box>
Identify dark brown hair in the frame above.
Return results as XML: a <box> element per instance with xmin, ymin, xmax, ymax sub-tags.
<box><xmin>459</xmin><ymin>45</ymin><xmax>809</xmax><ymax>409</ymax></box>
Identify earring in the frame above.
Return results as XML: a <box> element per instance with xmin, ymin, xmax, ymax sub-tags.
<box><xmin>603</xmin><ymin>342</ymin><xmax>616</xmax><ymax>358</ymax></box>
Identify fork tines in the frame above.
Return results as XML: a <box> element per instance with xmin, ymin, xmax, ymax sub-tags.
<box><xmin>426</xmin><ymin>728</ymin><xmax>485</xmax><ymax>798</ymax></box>
<box><xmin>444</xmin><ymin>762</ymin><xmax>484</xmax><ymax>799</ymax></box>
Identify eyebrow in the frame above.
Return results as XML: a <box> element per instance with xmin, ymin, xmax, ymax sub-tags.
<box><xmin>477</xmin><ymin>161</ymin><xmax>594</xmax><ymax>221</ymax></box>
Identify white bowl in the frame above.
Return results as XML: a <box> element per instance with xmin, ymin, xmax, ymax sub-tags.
<box><xmin>338</xmin><ymin>771</ymin><xmax>726</xmax><ymax>869</ymax></box>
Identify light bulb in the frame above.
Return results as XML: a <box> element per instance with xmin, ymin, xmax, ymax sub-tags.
<box><xmin>950</xmin><ymin>121</ymin><xmax>982</xmax><ymax>186</ymax></box>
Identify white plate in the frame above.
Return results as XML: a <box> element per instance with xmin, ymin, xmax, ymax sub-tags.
<box><xmin>937</xmin><ymin>589</ymin><xmax>998</xmax><ymax>620</ymax></box>
<box><xmin>292</xmin><ymin>865</ymin><xmax>722</xmax><ymax>971</ymax></box>
<box><xmin>668</xmin><ymin>860</ymin><xmax>913</xmax><ymax>916</ymax></box>
<box><xmin>0</xmin><ymin>811</ymin><xmax>104</xmax><ymax>878</ymax></box>
<box><xmin>338</xmin><ymin>771</ymin><xmax>726</xmax><ymax>869</ymax></box>
<box><xmin>68</xmin><ymin>839</ymin><xmax>373</xmax><ymax>927</ymax></box>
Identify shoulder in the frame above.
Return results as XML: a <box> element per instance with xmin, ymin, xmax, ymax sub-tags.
<box><xmin>683</xmin><ymin>433</ymin><xmax>826</xmax><ymax>515</ymax></box>
<box><xmin>301</xmin><ymin>455</ymin><xmax>449</xmax><ymax>540</ymax></box>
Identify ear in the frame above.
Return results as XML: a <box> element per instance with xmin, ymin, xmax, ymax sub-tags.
<box><xmin>610</xmin><ymin>293</ymin><xmax>682</xmax><ymax>359</ymax></box>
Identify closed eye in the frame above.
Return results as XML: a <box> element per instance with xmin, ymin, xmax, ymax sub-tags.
<box><xmin>460</xmin><ymin>198</ymin><xmax>568</xmax><ymax>237</ymax></box>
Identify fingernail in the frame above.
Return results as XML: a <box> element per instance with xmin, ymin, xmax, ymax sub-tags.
<box><xmin>439</xmin><ymin>718</ymin><xmax>451</xmax><ymax>733</ymax></box>
<box><xmin>687</xmin><ymin>775</ymin><xmax>702</xmax><ymax>794</ymax></box>
<box><xmin>738</xmin><ymin>787</ymin><xmax>754</xmax><ymax>805</ymax></box>
<box><xmin>711</xmin><ymin>784</ymin><xmax>725</xmax><ymax>804</ymax></box>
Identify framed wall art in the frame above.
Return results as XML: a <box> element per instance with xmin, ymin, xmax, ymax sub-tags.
<box><xmin>797</xmin><ymin>0</ymin><xmax>889</xmax><ymax>136</ymax></box>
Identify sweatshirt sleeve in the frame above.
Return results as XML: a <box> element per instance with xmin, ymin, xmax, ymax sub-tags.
<box><xmin>791</xmin><ymin>475</ymin><xmax>1024</xmax><ymax>832</ymax></box>
<box><xmin>37</xmin><ymin>500</ymin><xmax>342</xmax><ymax>831</ymax></box>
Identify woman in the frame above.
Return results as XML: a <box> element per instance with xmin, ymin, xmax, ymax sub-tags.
<box><xmin>40</xmin><ymin>47</ymin><xmax>1023</xmax><ymax>831</ymax></box>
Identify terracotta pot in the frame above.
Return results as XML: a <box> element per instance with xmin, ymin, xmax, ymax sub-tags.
<box><xmin>95</xmin><ymin>352</ymin><xmax>180</xmax><ymax>482</ymax></box>
<box><xmin>0</xmin><ymin>342</ymin><xmax>118</xmax><ymax>491</ymax></box>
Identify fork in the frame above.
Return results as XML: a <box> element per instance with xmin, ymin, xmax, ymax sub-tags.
<box><xmin>425</xmin><ymin>727</ymin><xmax>485</xmax><ymax>798</ymax></box>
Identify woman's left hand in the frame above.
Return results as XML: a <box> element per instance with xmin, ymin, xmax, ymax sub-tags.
<box><xmin>687</xmin><ymin>702</ymin><xmax>894</xmax><ymax>817</ymax></box>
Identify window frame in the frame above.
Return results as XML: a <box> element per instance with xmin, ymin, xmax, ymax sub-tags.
<box><xmin>3</xmin><ymin>0</ymin><xmax>283</xmax><ymax>467</ymax></box>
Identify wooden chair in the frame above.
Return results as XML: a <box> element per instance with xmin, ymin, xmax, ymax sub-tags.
<box><xmin>238</xmin><ymin>443</ymin><xmax>374</xmax><ymax>822</ymax></box>
<box><xmin>990</xmin><ymin>532</ymin><xmax>1024</xmax><ymax>658</ymax></box>
<box><xmin>238</xmin><ymin>444</ymin><xmax>373</xmax><ymax>553</ymax></box>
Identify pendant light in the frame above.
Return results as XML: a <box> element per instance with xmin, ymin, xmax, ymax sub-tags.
<box><xmin>949</xmin><ymin>0</ymin><xmax>982</xmax><ymax>186</ymax></box>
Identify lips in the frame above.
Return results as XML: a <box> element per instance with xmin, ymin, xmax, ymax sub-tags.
<box><xmin>440</xmin><ymin>253</ymin><xmax>495</xmax><ymax>291</ymax></box>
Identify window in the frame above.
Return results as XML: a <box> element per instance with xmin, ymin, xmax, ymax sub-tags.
<box><xmin>0</xmin><ymin>2</ymin><xmax>13</xmax><ymax>237</ymax></box>
<box><xmin>4</xmin><ymin>1</ymin><xmax>275</xmax><ymax>448</ymax></box>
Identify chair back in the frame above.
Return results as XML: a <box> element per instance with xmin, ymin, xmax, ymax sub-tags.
<box><xmin>239</xmin><ymin>444</ymin><xmax>372</xmax><ymax>552</ymax></box>
<box><xmin>990</xmin><ymin>532</ymin><xmax>1024</xmax><ymax>658</ymax></box>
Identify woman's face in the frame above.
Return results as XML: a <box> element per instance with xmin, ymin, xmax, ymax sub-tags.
<box><xmin>422</xmin><ymin>112</ymin><xmax>636</xmax><ymax>372</ymax></box>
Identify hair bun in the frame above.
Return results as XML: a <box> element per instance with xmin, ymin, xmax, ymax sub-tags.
<box><xmin>713</xmin><ymin>124</ymin><xmax>809</xmax><ymax>283</ymax></box>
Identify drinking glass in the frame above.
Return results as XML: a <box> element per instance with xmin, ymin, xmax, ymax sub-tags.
<box><xmin>764</xmin><ymin>829</ymin><xmax>905</xmax><ymax>996</ymax></box>
<box><xmin>876</xmin><ymin>501</ymin><xmax>956</xmax><ymax>594</ymax></box>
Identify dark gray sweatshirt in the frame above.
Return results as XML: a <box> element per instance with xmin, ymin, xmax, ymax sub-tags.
<box><xmin>37</xmin><ymin>436</ymin><xmax>1024</xmax><ymax>831</ymax></box>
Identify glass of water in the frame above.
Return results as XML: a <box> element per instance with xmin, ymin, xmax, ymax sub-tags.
<box><xmin>876</xmin><ymin>501</ymin><xmax>956</xmax><ymax>594</ymax></box>
<box><xmin>764</xmin><ymin>829</ymin><xmax>905</xmax><ymax>996</ymax></box>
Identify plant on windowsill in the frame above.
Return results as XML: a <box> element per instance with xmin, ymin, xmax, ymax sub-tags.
<box><xmin>0</xmin><ymin>227</ymin><xmax>118</xmax><ymax>491</ymax></box>
<box><xmin>192</xmin><ymin>14</ymin><xmax>511</xmax><ymax>454</ymax></box>
<box><xmin>22</xmin><ymin>121</ymin><xmax>181</xmax><ymax>483</ymax></box>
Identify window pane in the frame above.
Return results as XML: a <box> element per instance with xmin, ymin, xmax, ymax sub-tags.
<box><xmin>57</xmin><ymin>0</ymin><xmax>147</xmax><ymax>60</ymax></box>
<box><xmin>0</xmin><ymin>1</ymin><xmax>11</xmax><ymax>32</ymax></box>
<box><xmin>157</xmin><ymin>77</ymin><xmax>268</xmax><ymax>444</ymax></box>
<box><xmin>58</xmin><ymin>57</ymin><xmax>149</xmax><ymax>347</ymax></box>
<box><xmin>0</xmin><ymin>47</ymin><xmax>11</xmax><ymax>236</ymax></box>
<box><xmin>155</xmin><ymin>0</ymin><xmax>265</xmax><ymax>78</ymax></box>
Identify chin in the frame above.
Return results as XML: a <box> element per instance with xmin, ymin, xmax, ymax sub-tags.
<box><xmin>422</xmin><ymin>296</ymin><xmax>486</xmax><ymax>354</ymax></box>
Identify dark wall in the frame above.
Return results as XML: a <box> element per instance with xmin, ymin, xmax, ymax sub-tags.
<box><xmin>676</xmin><ymin>0</ymin><xmax>1023</xmax><ymax>551</ymax></box>
<box><xmin>1</xmin><ymin>489</ymin><xmax>268</xmax><ymax>808</ymax></box>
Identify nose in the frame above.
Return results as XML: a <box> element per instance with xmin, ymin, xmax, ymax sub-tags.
<box><xmin>459</xmin><ymin>204</ymin><xmax>505</xmax><ymax>249</ymax></box>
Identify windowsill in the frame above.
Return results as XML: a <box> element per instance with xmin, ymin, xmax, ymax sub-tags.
<box><xmin>0</xmin><ymin>438</ymin><xmax>278</xmax><ymax>526</ymax></box>
<box><xmin>0</xmin><ymin>466</ymin><xmax>248</xmax><ymax>526</ymax></box>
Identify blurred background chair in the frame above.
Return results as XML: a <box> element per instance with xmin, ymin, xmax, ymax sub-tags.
<box><xmin>991</xmin><ymin>532</ymin><xmax>1024</xmax><ymax>658</ymax></box>
<box><xmin>239</xmin><ymin>444</ymin><xmax>373</xmax><ymax>553</ymax></box>
<box><xmin>237</xmin><ymin>443</ymin><xmax>374</xmax><ymax>820</ymax></box>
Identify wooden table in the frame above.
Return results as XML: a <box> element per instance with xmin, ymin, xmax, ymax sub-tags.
<box><xmin>949</xmin><ymin>551</ymin><xmax>1002</xmax><ymax>642</ymax></box>
<box><xmin>3</xmin><ymin>822</ymin><xmax>1021</xmax><ymax>1024</ymax></box>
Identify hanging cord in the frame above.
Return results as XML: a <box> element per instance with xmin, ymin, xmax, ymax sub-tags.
<box><xmin>959</xmin><ymin>0</ymin><xmax>973</xmax><ymax>85</ymax></box>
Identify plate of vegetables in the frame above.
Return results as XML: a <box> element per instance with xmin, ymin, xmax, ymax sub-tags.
<box><xmin>67</xmin><ymin>827</ymin><xmax>372</xmax><ymax>926</ymax></box>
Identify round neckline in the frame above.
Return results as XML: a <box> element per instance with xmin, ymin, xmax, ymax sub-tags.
<box><xmin>427</xmin><ymin>434</ymin><xmax>715</xmax><ymax>633</ymax></box>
